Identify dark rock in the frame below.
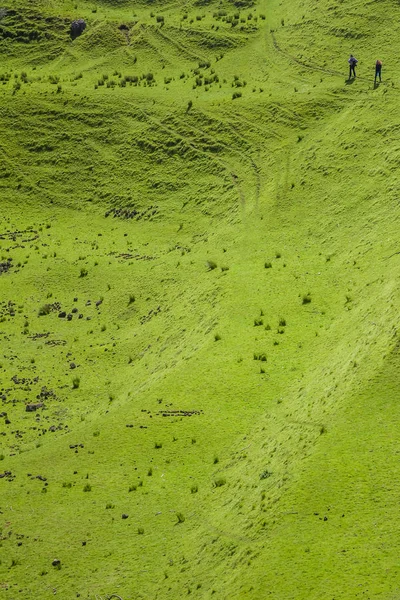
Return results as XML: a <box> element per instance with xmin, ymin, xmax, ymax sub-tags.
<box><xmin>52</xmin><ymin>559</ymin><xmax>61</xmax><ymax>566</ymax></box>
<box><xmin>67</xmin><ymin>314</ymin><xmax>73</xmax><ymax>321</ymax></box>
<box><xmin>122</xmin><ymin>513</ymin><xmax>129</xmax><ymax>519</ymax></box>
<box><xmin>78</xmin><ymin>314</ymin><xmax>83</xmax><ymax>319</ymax></box>
<box><xmin>58</xmin><ymin>311</ymin><xmax>66</xmax><ymax>318</ymax></box>
<box><xmin>72</xmin><ymin>308</ymin><xmax>78</xmax><ymax>314</ymax></box>
<box><xmin>5</xmin><ymin>418</ymin><xmax>10</xmax><ymax>424</ymax></box>
<box><xmin>70</xmin><ymin>363</ymin><xmax>76</xmax><ymax>369</ymax></box>
<box><xmin>25</xmin><ymin>403</ymin><xmax>43</xmax><ymax>412</ymax></box>
<box><xmin>70</xmin><ymin>19</ymin><xmax>86</xmax><ymax>39</ymax></box>
<box><xmin>73</xmin><ymin>298</ymin><xmax>78</xmax><ymax>302</ymax></box>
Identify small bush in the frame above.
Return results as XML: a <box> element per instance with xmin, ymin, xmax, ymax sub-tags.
<box><xmin>38</xmin><ymin>304</ymin><xmax>51</xmax><ymax>316</ymax></box>
<box><xmin>72</xmin><ymin>377</ymin><xmax>80</xmax><ymax>389</ymax></box>
<box><xmin>176</xmin><ymin>512</ymin><xmax>185</xmax><ymax>523</ymax></box>
<box><xmin>105</xmin><ymin>502</ymin><xmax>115</xmax><ymax>509</ymax></box>
<box><xmin>260</xmin><ymin>470</ymin><xmax>272</xmax><ymax>480</ymax></box>
<box><xmin>302</xmin><ymin>294</ymin><xmax>311</xmax><ymax>305</ymax></box>
<box><xmin>138</xmin><ymin>526</ymin><xmax>144</xmax><ymax>534</ymax></box>
<box><xmin>79</xmin><ymin>268</ymin><xmax>88</xmax><ymax>278</ymax></box>
<box><xmin>129</xmin><ymin>484</ymin><xmax>137</xmax><ymax>492</ymax></box>
<box><xmin>264</xmin><ymin>261</ymin><xmax>272</xmax><ymax>269</ymax></box>
<box><xmin>232</xmin><ymin>91</ymin><xmax>242</xmax><ymax>100</ymax></box>
<box><xmin>154</xmin><ymin>442</ymin><xmax>162</xmax><ymax>449</ymax></box>
<box><xmin>148</xmin><ymin>467</ymin><xmax>153</xmax><ymax>476</ymax></box>
<box><xmin>62</xmin><ymin>482</ymin><xmax>72</xmax><ymax>488</ymax></box>
<box><xmin>279</xmin><ymin>318</ymin><xmax>286</xmax><ymax>327</ymax></box>
<box><xmin>206</xmin><ymin>260</ymin><xmax>217</xmax><ymax>271</ymax></box>
<box><xmin>83</xmin><ymin>483</ymin><xmax>92</xmax><ymax>492</ymax></box>
<box><xmin>213</xmin><ymin>477</ymin><xmax>226</xmax><ymax>488</ymax></box>
<box><xmin>191</xmin><ymin>484</ymin><xmax>198</xmax><ymax>494</ymax></box>
<box><xmin>128</xmin><ymin>294</ymin><xmax>135</xmax><ymax>305</ymax></box>
<box><xmin>214</xmin><ymin>333</ymin><xmax>221</xmax><ymax>341</ymax></box>
<box><xmin>254</xmin><ymin>318</ymin><xmax>263</xmax><ymax>327</ymax></box>
<box><xmin>213</xmin><ymin>456</ymin><xmax>219</xmax><ymax>464</ymax></box>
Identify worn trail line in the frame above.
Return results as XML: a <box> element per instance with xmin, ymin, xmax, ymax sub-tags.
<box><xmin>271</xmin><ymin>31</ymin><xmax>382</xmax><ymax>84</ymax></box>
<box><xmin>120</xmin><ymin>98</ymin><xmax>249</xmax><ymax>215</ymax></box>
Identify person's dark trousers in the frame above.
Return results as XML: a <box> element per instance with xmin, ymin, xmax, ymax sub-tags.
<box><xmin>375</xmin><ymin>67</ymin><xmax>381</xmax><ymax>83</ymax></box>
<box><xmin>349</xmin><ymin>65</ymin><xmax>356</xmax><ymax>78</ymax></box>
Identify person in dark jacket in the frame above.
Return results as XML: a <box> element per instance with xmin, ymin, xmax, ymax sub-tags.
<box><xmin>348</xmin><ymin>55</ymin><xmax>358</xmax><ymax>78</ymax></box>
<box><xmin>375</xmin><ymin>59</ymin><xmax>382</xmax><ymax>84</ymax></box>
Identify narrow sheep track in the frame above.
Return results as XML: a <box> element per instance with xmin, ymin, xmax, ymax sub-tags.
<box><xmin>270</xmin><ymin>30</ymin><xmax>384</xmax><ymax>85</ymax></box>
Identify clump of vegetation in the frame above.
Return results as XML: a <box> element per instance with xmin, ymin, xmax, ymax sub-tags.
<box><xmin>176</xmin><ymin>512</ymin><xmax>185</xmax><ymax>523</ymax></box>
<box><xmin>72</xmin><ymin>377</ymin><xmax>80</xmax><ymax>389</ymax></box>
<box><xmin>83</xmin><ymin>483</ymin><xmax>92</xmax><ymax>492</ymax></box>
<box><xmin>38</xmin><ymin>304</ymin><xmax>51</xmax><ymax>316</ymax></box>
<box><xmin>302</xmin><ymin>294</ymin><xmax>312</xmax><ymax>305</ymax></box>
<box><xmin>213</xmin><ymin>477</ymin><xmax>226</xmax><ymax>488</ymax></box>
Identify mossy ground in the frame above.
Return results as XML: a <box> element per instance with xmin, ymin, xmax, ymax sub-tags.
<box><xmin>1</xmin><ymin>0</ymin><xmax>400</xmax><ymax>598</ymax></box>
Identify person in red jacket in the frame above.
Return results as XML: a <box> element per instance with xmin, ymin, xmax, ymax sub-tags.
<box><xmin>375</xmin><ymin>59</ymin><xmax>382</xmax><ymax>84</ymax></box>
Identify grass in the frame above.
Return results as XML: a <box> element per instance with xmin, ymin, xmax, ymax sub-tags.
<box><xmin>0</xmin><ymin>0</ymin><xmax>400</xmax><ymax>598</ymax></box>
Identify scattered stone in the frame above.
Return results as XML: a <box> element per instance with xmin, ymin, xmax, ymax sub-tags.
<box><xmin>52</xmin><ymin>559</ymin><xmax>61</xmax><ymax>567</ymax></box>
<box><xmin>72</xmin><ymin>308</ymin><xmax>78</xmax><ymax>314</ymax></box>
<box><xmin>122</xmin><ymin>513</ymin><xmax>129</xmax><ymax>519</ymax></box>
<box><xmin>70</xmin><ymin>19</ymin><xmax>86</xmax><ymax>39</ymax></box>
<box><xmin>58</xmin><ymin>311</ymin><xmax>66</xmax><ymax>318</ymax></box>
<box><xmin>25</xmin><ymin>403</ymin><xmax>44</xmax><ymax>412</ymax></box>
<box><xmin>67</xmin><ymin>314</ymin><xmax>73</xmax><ymax>321</ymax></box>
<box><xmin>70</xmin><ymin>363</ymin><xmax>76</xmax><ymax>369</ymax></box>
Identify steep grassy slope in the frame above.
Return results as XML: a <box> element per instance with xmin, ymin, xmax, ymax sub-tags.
<box><xmin>1</xmin><ymin>0</ymin><xmax>400</xmax><ymax>598</ymax></box>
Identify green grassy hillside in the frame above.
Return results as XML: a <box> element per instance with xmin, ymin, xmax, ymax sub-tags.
<box><xmin>1</xmin><ymin>0</ymin><xmax>400</xmax><ymax>598</ymax></box>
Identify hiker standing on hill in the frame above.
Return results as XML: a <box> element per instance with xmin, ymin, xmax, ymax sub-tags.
<box><xmin>375</xmin><ymin>59</ymin><xmax>382</xmax><ymax>84</ymax></box>
<box><xmin>348</xmin><ymin>54</ymin><xmax>358</xmax><ymax>78</ymax></box>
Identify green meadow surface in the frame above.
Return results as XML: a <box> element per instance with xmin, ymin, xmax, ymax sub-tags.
<box><xmin>1</xmin><ymin>0</ymin><xmax>400</xmax><ymax>598</ymax></box>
